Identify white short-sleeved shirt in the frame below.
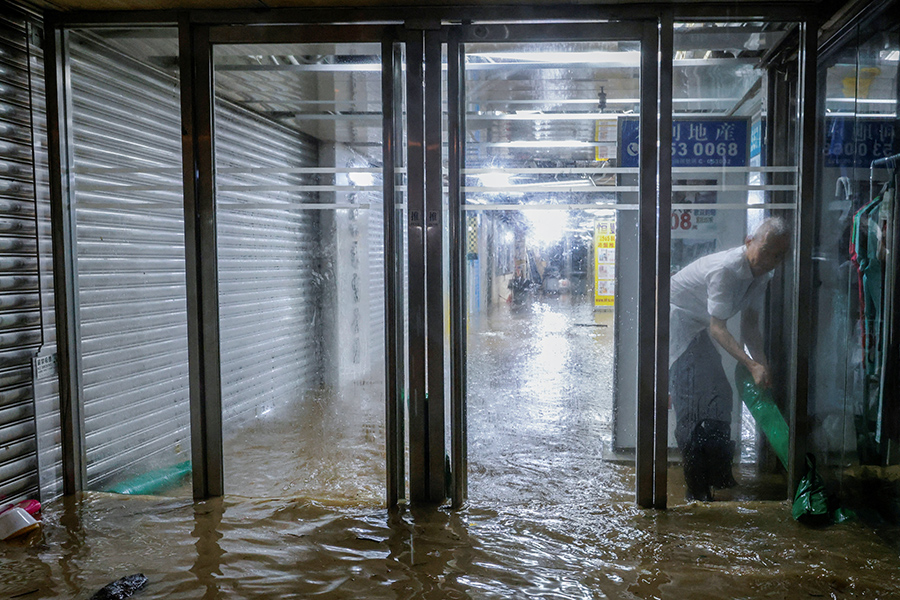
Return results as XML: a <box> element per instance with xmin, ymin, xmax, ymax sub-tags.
<box><xmin>669</xmin><ymin>245</ymin><xmax>771</xmax><ymax>366</ymax></box>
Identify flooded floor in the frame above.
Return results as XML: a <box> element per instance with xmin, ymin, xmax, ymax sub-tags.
<box><xmin>466</xmin><ymin>300</ymin><xmax>629</xmax><ymax>507</ymax></box>
<box><xmin>5</xmin><ymin>493</ymin><xmax>900</xmax><ymax>599</ymax></box>
<box><xmin>3</xmin><ymin>298</ymin><xmax>900</xmax><ymax>598</ymax></box>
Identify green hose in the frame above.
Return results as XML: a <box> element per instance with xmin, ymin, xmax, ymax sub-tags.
<box><xmin>734</xmin><ymin>364</ymin><xmax>789</xmax><ymax>469</ymax></box>
<box><xmin>107</xmin><ymin>460</ymin><xmax>192</xmax><ymax>496</ymax></box>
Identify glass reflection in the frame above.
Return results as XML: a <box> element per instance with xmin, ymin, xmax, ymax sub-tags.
<box><xmin>811</xmin><ymin>17</ymin><xmax>899</xmax><ymax>527</ymax></box>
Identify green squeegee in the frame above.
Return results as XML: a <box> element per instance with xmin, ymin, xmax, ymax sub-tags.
<box><xmin>735</xmin><ymin>363</ymin><xmax>789</xmax><ymax>469</ymax></box>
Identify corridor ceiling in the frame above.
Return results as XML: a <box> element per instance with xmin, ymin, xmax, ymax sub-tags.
<box><xmin>81</xmin><ymin>22</ymin><xmax>792</xmax><ymax>163</ymax></box>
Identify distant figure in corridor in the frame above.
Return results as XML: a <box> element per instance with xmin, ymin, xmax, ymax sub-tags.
<box><xmin>669</xmin><ymin>217</ymin><xmax>791</xmax><ymax>501</ymax></box>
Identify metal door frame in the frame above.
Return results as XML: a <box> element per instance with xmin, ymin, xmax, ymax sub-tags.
<box><xmin>182</xmin><ymin>23</ymin><xmax>408</xmax><ymax>503</ymax></box>
<box><xmin>444</xmin><ymin>20</ymin><xmax>665</xmax><ymax>509</ymax></box>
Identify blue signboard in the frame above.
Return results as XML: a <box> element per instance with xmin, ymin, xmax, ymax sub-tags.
<box><xmin>619</xmin><ymin>117</ymin><xmax>749</xmax><ymax>168</ymax></box>
<box><xmin>750</xmin><ymin>120</ymin><xmax>763</xmax><ymax>159</ymax></box>
<box><xmin>825</xmin><ymin>118</ymin><xmax>897</xmax><ymax>168</ymax></box>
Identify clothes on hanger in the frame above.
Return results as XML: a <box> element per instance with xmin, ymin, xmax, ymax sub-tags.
<box><xmin>850</xmin><ymin>191</ymin><xmax>884</xmax><ymax>376</ymax></box>
<box><xmin>851</xmin><ymin>156</ymin><xmax>899</xmax><ymax>455</ymax></box>
<box><xmin>879</xmin><ymin>184</ymin><xmax>898</xmax><ymax>442</ymax></box>
<box><xmin>849</xmin><ymin>165</ymin><xmax>898</xmax><ymax>459</ymax></box>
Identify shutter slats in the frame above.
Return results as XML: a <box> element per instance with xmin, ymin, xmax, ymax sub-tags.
<box><xmin>0</xmin><ymin>13</ymin><xmax>40</xmax><ymax>504</ymax></box>
<box><xmin>213</xmin><ymin>73</ymin><xmax>320</xmax><ymax>435</ymax></box>
<box><xmin>68</xmin><ymin>30</ymin><xmax>192</xmax><ymax>491</ymax></box>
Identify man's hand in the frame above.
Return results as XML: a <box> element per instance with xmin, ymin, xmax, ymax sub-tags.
<box><xmin>710</xmin><ymin>316</ymin><xmax>772</xmax><ymax>388</ymax></box>
<box><xmin>748</xmin><ymin>361</ymin><xmax>771</xmax><ymax>388</ymax></box>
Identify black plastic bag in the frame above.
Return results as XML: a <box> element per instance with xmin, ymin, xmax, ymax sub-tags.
<box><xmin>792</xmin><ymin>453</ymin><xmax>830</xmax><ymax>526</ymax></box>
<box><xmin>90</xmin><ymin>574</ymin><xmax>148</xmax><ymax>600</ymax></box>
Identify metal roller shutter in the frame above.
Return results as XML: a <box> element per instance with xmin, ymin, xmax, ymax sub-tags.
<box><xmin>67</xmin><ymin>30</ymin><xmax>192</xmax><ymax>490</ymax></box>
<box><xmin>66</xmin><ymin>31</ymin><xmax>386</xmax><ymax>491</ymax></box>
<box><xmin>0</xmin><ymin>9</ymin><xmax>46</xmax><ymax>504</ymax></box>
<box><xmin>29</xmin><ymin>13</ymin><xmax>61</xmax><ymax>502</ymax></box>
<box><xmin>68</xmin><ymin>31</ymin><xmax>327</xmax><ymax>490</ymax></box>
<box><xmin>214</xmin><ymin>101</ymin><xmax>320</xmax><ymax>424</ymax></box>
<box><xmin>367</xmin><ymin>188</ymin><xmax>385</xmax><ymax>378</ymax></box>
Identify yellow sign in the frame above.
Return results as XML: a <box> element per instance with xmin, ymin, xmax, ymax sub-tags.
<box><xmin>594</xmin><ymin>120</ymin><xmax>617</xmax><ymax>162</ymax></box>
<box><xmin>594</xmin><ymin>220</ymin><xmax>616</xmax><ymax>308</ymax></box>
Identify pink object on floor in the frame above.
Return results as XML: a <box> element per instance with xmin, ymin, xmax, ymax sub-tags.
<box><xmin>0</xmin><ymin>499</ymin><xmax>41</xmax><ymax>518</ymax></box>
<box><xmin>16</xmin><ymin>499</ymin><xmax>40</xmax><ymax>516</ymax></box>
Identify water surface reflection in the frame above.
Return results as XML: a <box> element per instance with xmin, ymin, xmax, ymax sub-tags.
<box><xmin>3</xmin><ymin>493</ymin><xmax>900</xmax><ymax>599</ymax></box>
<box><xmin>3</xmin><ymin>302</ymin><xmax>900</xmax><ymax>598</ymax></box>
<box><xmin>467</xmin><ymin>301</ymin><xmax>624</xmax><ymax>506</ymax></box>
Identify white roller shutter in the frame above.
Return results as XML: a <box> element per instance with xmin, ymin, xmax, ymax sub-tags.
<box><xmin>0</xmin><ymin>9</ymin><xmax>46</xmax><ymax>504</ymax></box>
<box><xmin>214</xmin><ymin>101</ymin><xmax>321</xmax><ymax>424</ymax></box>
<box><xmin>67</xmin><ymin>30</ymin><xmax>192</xmax><ymax>489</ymax></box>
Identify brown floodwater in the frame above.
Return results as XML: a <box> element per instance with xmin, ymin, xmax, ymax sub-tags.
<box><xmin>3</xmin><ymin>492</ymin><xmax>900</xmax><ymax>599</ymax></box>
<box><xmin>3</xmin><ymin>298</ymin><xmax>900</xmax><ymax>599</ymax></box>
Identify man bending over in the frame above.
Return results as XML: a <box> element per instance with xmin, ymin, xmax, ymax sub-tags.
<box><xmin>669</xmin><ymin>217</ymin><xmax>791</xmax><ymax>501</ymax></box>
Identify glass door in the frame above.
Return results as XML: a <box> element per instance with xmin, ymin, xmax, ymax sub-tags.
<box><xmin>201</xmin><ymin>25</ymin><xmax>407</xmax><ymax>504</ymax></box>
<box><xmin>445</xmin><ymin>23</ymin><xmax>661</xmax><ymax>507</ymax></box>
<box><xmin>186</xmin><ymin>20</ymin><xmax>660</xmax><ymax>507</ymax></box>
<box><xmin>665</xmin><ymin>22</ymin><xmax>804</xmax><ymax>504</ymax></box>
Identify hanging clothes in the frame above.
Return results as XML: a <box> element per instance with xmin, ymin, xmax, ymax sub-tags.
<box><xmin>863</xmin><ymin>194</ymin><xmax>885</xmax><ymax>376</ymax></box>
<box><xmin>877</xmin><ymin>183</ymin><xmax>897</xmax><ymax>442</ymax></box>
<box><xmin>851</xmin><ymin>194</ymin><xmax>884</xmax><ymax>376</ymax></box>
<box><xmin>851</xmin><ymin>152</ymin><xmax>900</xmax><ymax>456</ymax></box>
<box><xmin>881</xmin><ymin>180</ymin><xmax>900</xmax><ymax>441</ymax></box>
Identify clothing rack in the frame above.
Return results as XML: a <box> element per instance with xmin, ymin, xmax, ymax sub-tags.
<box><xmin>872</xmin><ymin>154</ymin><xmax>900</xmax><ymax>168</ymax></box>
<box><xmin>869</xmin><ymin>154</ymin><xmax>899</xmax><ymax>204</ymax></box>
<box><xmin>869</xmin><ymin>153</ymin><xmax>899</xmax><ymax>461</ymax></box>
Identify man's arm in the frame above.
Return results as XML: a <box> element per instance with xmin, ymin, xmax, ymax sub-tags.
<box><xmin>709</xmin><ymin>315</ymin><xmax>770</xmax><ymax>387</ymax></box>
<box><xmin>740</xmin><ymin>307</ymin><xmax>768</xmax><ymax>369</ymax></box>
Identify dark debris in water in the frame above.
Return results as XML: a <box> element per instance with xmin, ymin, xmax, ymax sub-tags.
<box><xmin>89</xmin><ymin>574</ymin><xmax>148</xmax><ymax>600</ymax></box>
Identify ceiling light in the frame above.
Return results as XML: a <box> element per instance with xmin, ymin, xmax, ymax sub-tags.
<box><xmin>490</xmin><ymin>141</ymin><xmax>596</xmax><ymax>148</ymax></box>
<box><xmin>468</xmin><ymin>50</ymin><xmax>641</xmax><ymax>67</ymax></box>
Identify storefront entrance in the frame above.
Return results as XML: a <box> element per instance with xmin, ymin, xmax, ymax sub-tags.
<box><xmin>45</xmin><ymin>10</ymin><xmax>819</xmax><ymax>510</ymax></box>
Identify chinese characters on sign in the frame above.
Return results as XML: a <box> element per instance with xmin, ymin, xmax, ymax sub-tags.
<box><xmin>671</xmin><ymin>181</ymin><xmax>718</xmax><ymax>234</ymax></box>
<box><xmin>617</xmin><ymin>119</ymin><xmax>744</xmax><ymax>244</ymax></box>
<box><xmin>618</xmin><ymin>117</ymin><xmax>750</xmax><ymax>168</ymax></box>
<box><xmin>594</xmin><ymin>219</ymin><xmax>616</xmax><ymax>309</ymax></box>
<box><xmin>671</xmin><ymin>180</ymin><xmax>718</xmax><ymax>272</ymax></box>
<box><xmin>824</xmin><ymin>118</ymin><xmax>897</xmax><ymax>168</ymax></box>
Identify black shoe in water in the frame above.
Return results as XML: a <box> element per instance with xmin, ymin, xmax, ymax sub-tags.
<box><xmin>685</xmin><ymin>485</ymin><xmax>713</xmax><ymax>502</ymax></box>
<box><xmin>712</xmin><ymin>472</ymin><xmax>738</xmax><ymax>490</ymax></box>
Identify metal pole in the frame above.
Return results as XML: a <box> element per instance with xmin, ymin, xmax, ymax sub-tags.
<box><xmin>871</xmin><ymin>154</ymin><xmax>900</xmax><ymax>169</ymax></box>
<box><xmin>180</xmin><ymin>20</ymin><xmax>224</xmax><ymax>499</ymax></box>
<box><xmin>448</xmin><ymin>28</ymin><xmax>467</xmax><ymax>509</ymax></box>
<box><xmin>382</xmin><ymin>36</ymin><xmax>406</xmax><ymax>509</ymax></box>
<box><xmin>45</xmin><ymin>24</ymin><xmax>86</xmax><ymax>495</ymax></box>
<box><xmin>789</xmin><ymin>17</ymin><xmax>818</xmax><ymax>498</ymax></box>
<box><xmin>655</xmin><ymin>11</ymin><xmax>674</xmax><ymax>510</ymax></box>
<box><xmin>637</xmin><ymin>19</ymin><xmax>660</xmax><ymax>509</ymax></box>
<box><xmin>405</xmin><ymin>31</ymin><xmax>428</xmax><ymax>504</ymax></box>
<box><xmin>424</xmin><ymin>28</ymin><xmax>446</xmax><ymax>504</ymax></box>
